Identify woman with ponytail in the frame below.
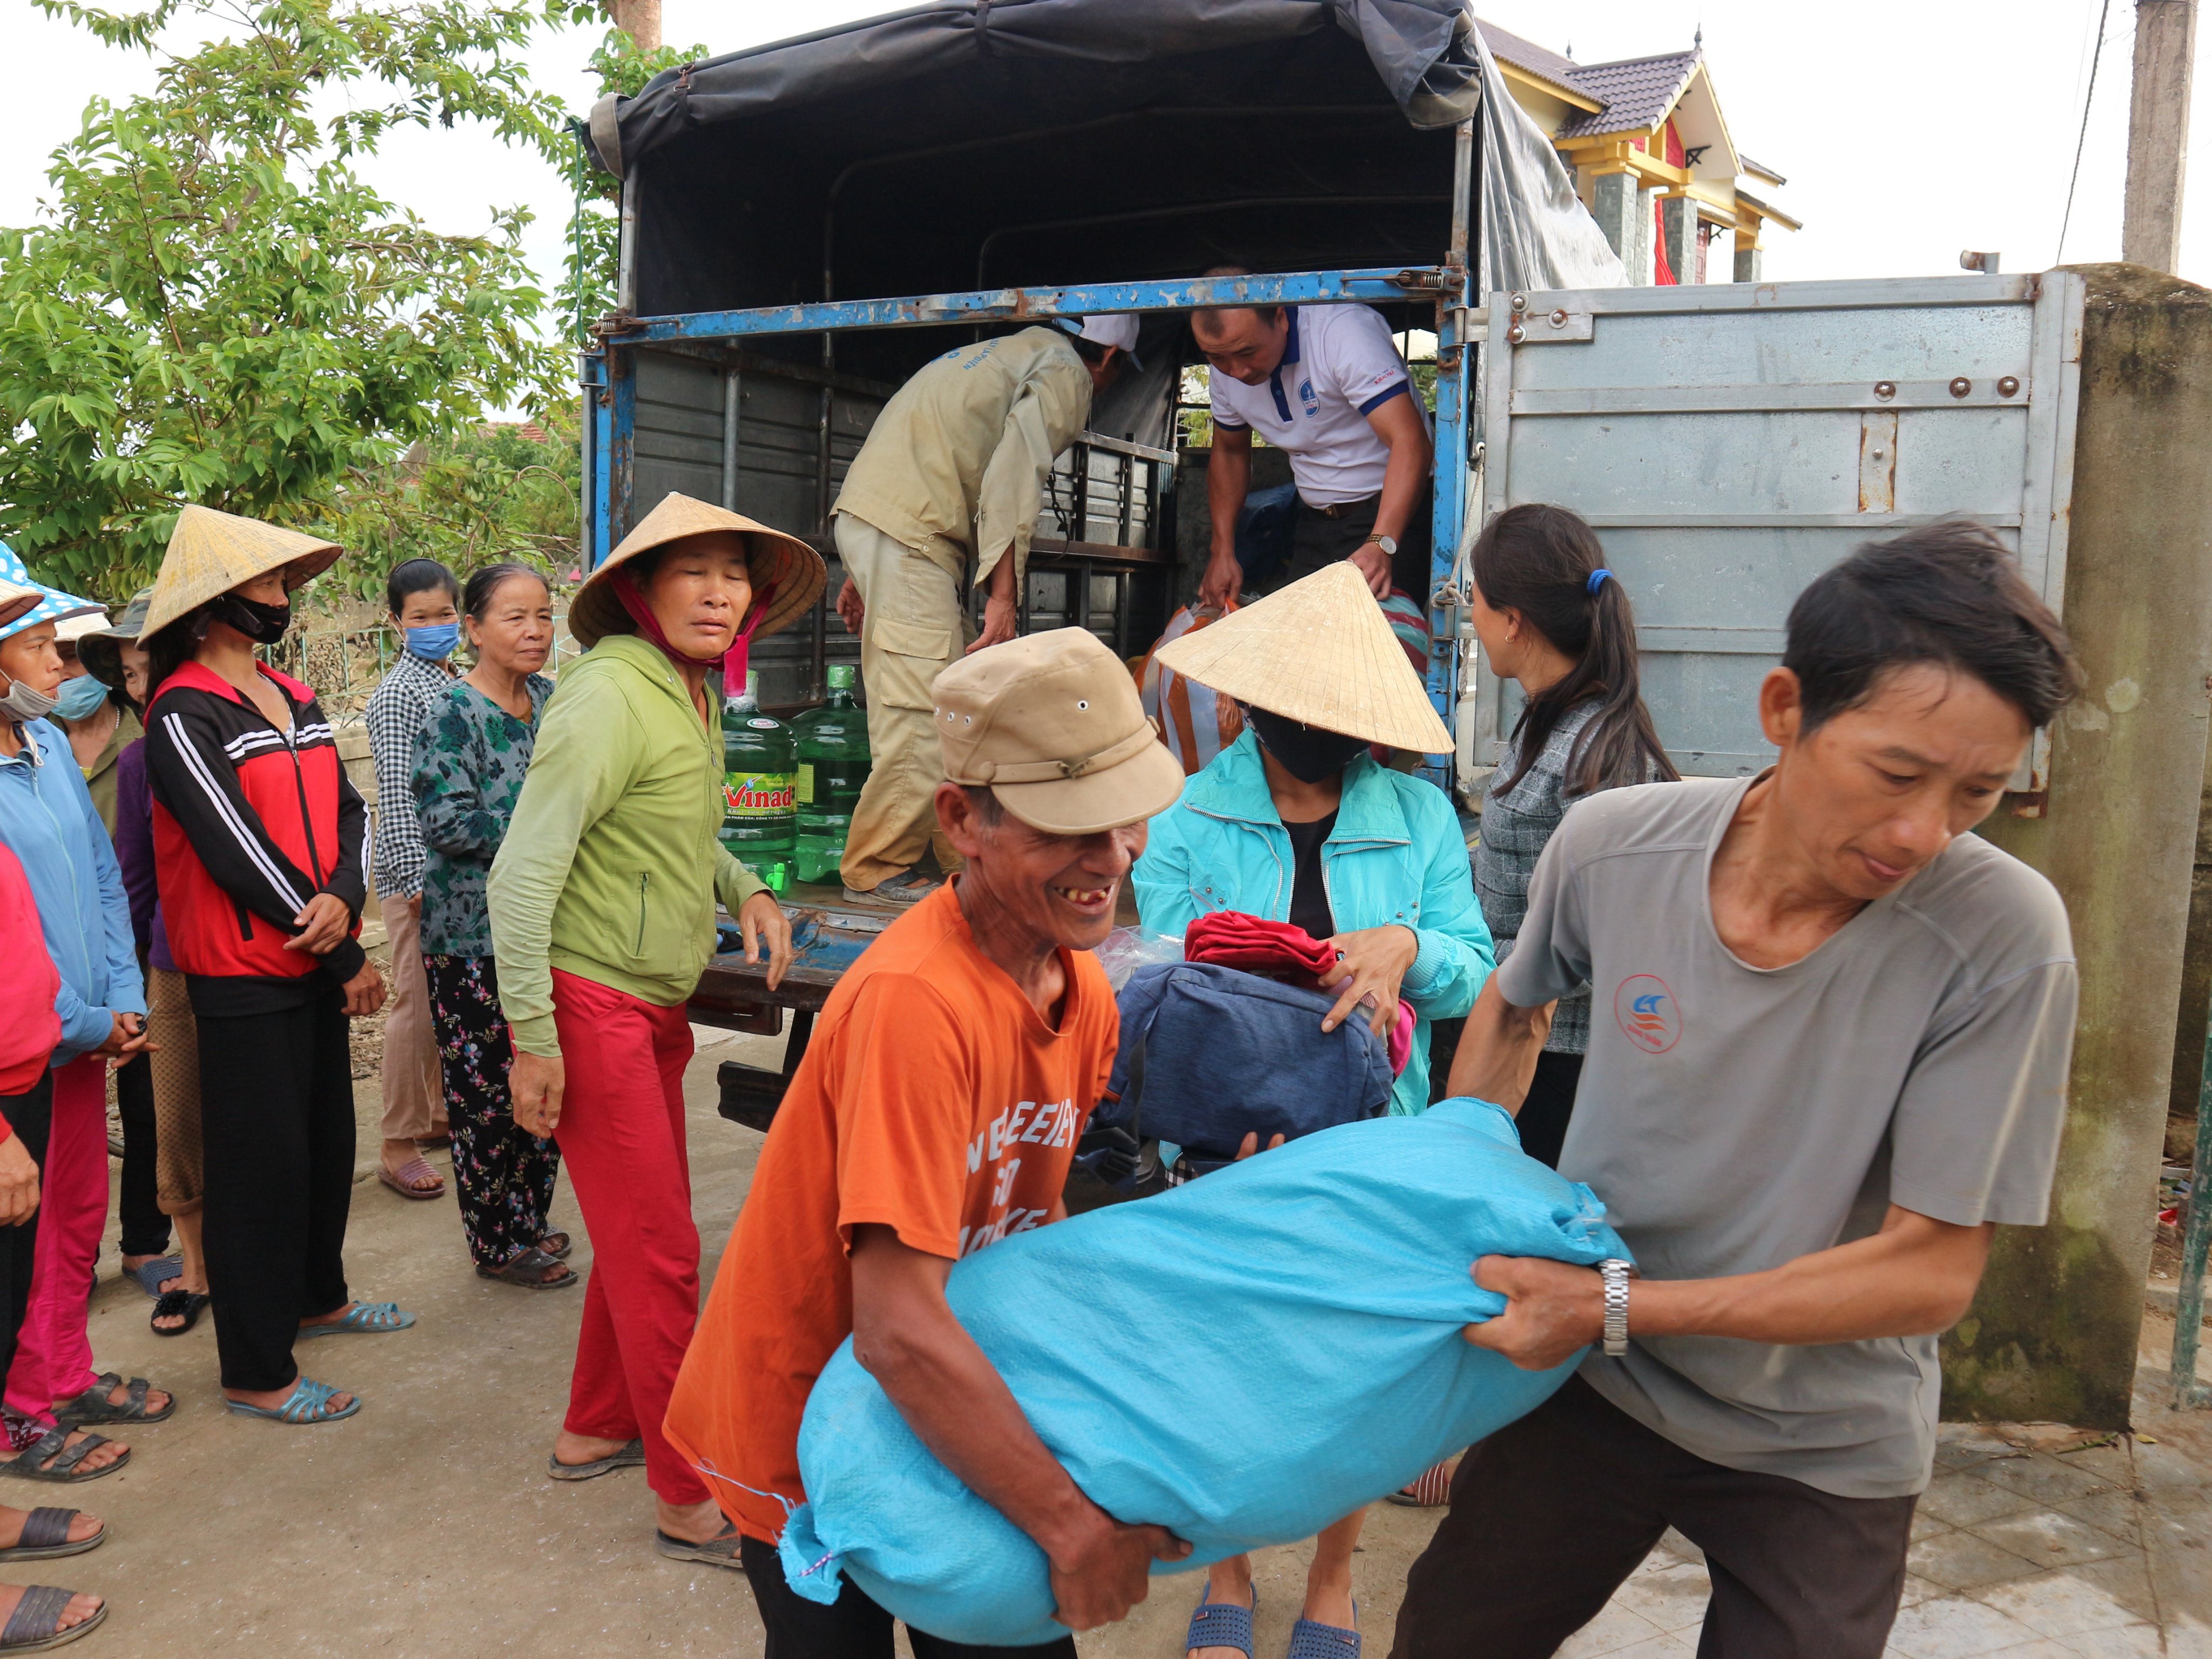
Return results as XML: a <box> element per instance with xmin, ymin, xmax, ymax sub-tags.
<box><xmin>1471</xmin><ymin>504</ymin><xmax>1677</xmax><ymax>1168</ymax></box>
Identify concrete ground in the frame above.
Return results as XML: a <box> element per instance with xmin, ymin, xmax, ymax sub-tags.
<box><xmin>64</xmin><ymin>1023</ymin><xmax>2212</xmax><ymax>1658</ymax></box>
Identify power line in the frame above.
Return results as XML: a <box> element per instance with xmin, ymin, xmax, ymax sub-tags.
<box><xmin>2058</xmin><ymin>0</ymin><xmax>2115</xmax><ymax>261</ymax></box>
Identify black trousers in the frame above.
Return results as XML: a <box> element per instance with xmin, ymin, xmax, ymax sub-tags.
<box><xmin>1391</xmin><ymin>1375</ymin><xmax>1916</xmax><ymax>1659</ymax></box>
<box><xmin>1284</xmin><ymin>479</ymin><xmax>1435</xmax><ymax>597</ymax></box>
<box><xmin>113</xmin><ymin>1053</ymin><xmax>168</xmax><ymax>1258</ymax></box>
<box><xmin>739</xmin><ymin>1535</ymin><xmax>1076</xmax><ymax>1659</ymax></box>
<box><xmin>0</xmin><ymin>1076</ymin><xmax>53</xmax><ymax>1390</ymax></box>
<box><xmin>1516</xmin><ymin>1050</ymin><xmax>1583</xmax><ymax>1171</ymax></box>
<box><xmin>197</xmin><ymin>989</ymin><xmax>354</xmax><ymax>1392</ymax></box>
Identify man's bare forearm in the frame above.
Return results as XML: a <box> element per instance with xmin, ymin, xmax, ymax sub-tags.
<box><xmin>851</xmin><ymin>1231</ymin><xmax>1097</xmax><ymax>1557</ymax></box>
<box><xmin>1445</xmin><ymin>976</ymin><xmax>1553</xmax><ymax>1109</ymax></box>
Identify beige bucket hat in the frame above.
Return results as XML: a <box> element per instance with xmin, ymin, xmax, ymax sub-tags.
<box><xmin>1154</xmin><ymin>561</ymin><xmax>1453</xmax><ymax>753</ymax></box>
<box><xmin>570</xmin><ymin>493</ymin><xmax>826</xmax><ymax>651</ymax></box>
<box><xmin>140</xmin><ymin>505</ymin><xmax>342</xmax><ymax>644</ymax></box>
<box><xmin>932</xmin><ymin>628</ymin><xmax>1185</xmax><ymax>835</ymax></box>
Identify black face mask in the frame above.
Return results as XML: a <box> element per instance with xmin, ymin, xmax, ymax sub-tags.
<box><xmin>1246</xmin><ymin>705</ymin><xmax>1371</xmax><ymax>785</ymax></box>
<box><xmin>208</xmin><ymin>592</ymin><xmax>292</xmax><ymax>645</ymax></box>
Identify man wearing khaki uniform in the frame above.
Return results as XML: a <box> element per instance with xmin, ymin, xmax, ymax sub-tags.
<box><xmin>831</xmin><ymin>315</ymin><xmax>1135</xmax><ymax>902</ymax></box>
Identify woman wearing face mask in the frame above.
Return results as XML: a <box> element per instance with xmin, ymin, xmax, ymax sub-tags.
<box><xmin>141</xmin><ymin>507</ymin><xmax>406</xmax><ymax>1427</ymax></box>
<box><xmin>410</xmin><ymin>563</ymin><xmax>570</xmax><ymax>1290</ymax></box>
<box><xmin>1467</xmin><ymin>504</ymin><xmax>1677</xmax><ymax>1171</ymax></box>
<box><xmin>90</xmin><ymin>592</ymin><xmax>213</xmax><ymax>1336</ymax></box>
<box><xmin>364</xmin><ymin>558</ymin><xmax>462</xmax><ymax>1202</ymax></box>
<box><xmin>1132</xmin><ymin>561</ymin><xmax>1494</xmax><ymax>1659</ymax></box>
<box><xmin>0</xmin><ymin>545</ymin><xmax>166</xmax><ymax>1480</ymax></box>
<box><xmin>488</xmin><ymin>493</ymin><xmax>805</xmax><ymax>1562</ymax></box>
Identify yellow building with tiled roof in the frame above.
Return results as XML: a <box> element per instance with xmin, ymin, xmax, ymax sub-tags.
<box><xmin>1480</xmin><ymin>21</ymin><xmax>1802</xmax><ymax>285</ymax></box>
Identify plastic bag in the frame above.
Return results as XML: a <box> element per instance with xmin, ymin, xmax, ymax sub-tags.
<box><xmin>1090</xmin><ymin>926</ymin><xmax>1184</xmax><ymax>993</ymax></box>
<box><xmin>779</xmin><ymin>1098</ymin><xmax>1629</xmax><ymax>1646</ymax></box>
<box><xmin>1138</xmin><ymin>604</ymin><xmax>1244</xmax><ymax>775</ymax></box>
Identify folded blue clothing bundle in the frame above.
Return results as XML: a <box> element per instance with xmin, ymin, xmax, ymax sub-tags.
<box><xmin>780</xmin><ymin>1097</ymin><xmax>1628</xmax><ymax>1647</ymax></box>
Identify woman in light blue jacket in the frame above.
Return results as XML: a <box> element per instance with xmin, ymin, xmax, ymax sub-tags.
<box><xmin>1133</xmin><ymin>563</ymin><xmax>1492</xmax><ymax>1659</ymax></box>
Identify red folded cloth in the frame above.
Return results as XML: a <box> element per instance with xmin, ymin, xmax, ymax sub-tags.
<box><xmin>1184</xmin><ymin>911</ymin><xmax>1417</xmax><ymax>1078</ymax></box>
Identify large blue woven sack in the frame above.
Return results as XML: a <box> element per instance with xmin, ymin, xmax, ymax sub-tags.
<box><xmin>779</xmin><ymin>1097</ymin><xmax>1628</xmax><ymax>1646</ymax></box>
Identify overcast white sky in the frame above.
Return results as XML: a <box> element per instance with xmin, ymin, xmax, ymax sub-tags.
<box><xmin>1</xmin><ymin>0</ymin><xmax>2202</xmax><ymax>320</ymax></box>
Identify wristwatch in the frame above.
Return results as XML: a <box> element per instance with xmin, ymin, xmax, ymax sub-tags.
<box><xmin>1364</xmin><ymin>534</ymin><xmax>1399</xmax><ymax>557</ymax></box>
<box><xmin>1599</xmin><ymin>1259</ymin><xmax>1633</xmax><ymax>1357</ymax></box>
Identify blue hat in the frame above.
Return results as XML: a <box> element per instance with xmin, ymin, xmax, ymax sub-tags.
<box><xmin>0</xmin><ymin>542</ymin><xmax>100</xmax><ymax>645</ymax></box>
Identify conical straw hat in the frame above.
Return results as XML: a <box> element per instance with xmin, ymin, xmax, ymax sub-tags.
<box><xmin>140</xmin><ymin>505</ymin><xmax>341</xmax><ymax>644</ymax></box>
<box><xmin>1154</xmin><ymin>562</ymin><xmax>1453</xmax><ymax>753</ymax></box>
<box><xmin>570</xmin><ymin>493</ymin><xmax>826</xmax><ymax>650</ymax></box>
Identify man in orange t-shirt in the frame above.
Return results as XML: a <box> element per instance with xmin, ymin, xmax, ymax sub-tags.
<box><xmin>665</xmin><ymin>628</ymin><xmax>1191</xmax><ymax>1656</ymax></box>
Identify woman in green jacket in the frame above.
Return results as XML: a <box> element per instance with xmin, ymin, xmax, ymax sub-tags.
<box><xmin>487</xmin><ymin>493</ymin><xmax>814</xmax><ymax>1565</ymax></box>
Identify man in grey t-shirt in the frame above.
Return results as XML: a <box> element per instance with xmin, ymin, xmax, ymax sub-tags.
<box><xmin>1392</xmin><ymin>523</ymin><xmax>2083</xmax><ymax>1659</ymax></box>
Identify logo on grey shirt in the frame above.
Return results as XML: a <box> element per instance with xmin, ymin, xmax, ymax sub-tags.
<box><xmin>1614</xmin><ymin>974</ymin><xmax>1681</xmax><ymax>1054</ymax></box>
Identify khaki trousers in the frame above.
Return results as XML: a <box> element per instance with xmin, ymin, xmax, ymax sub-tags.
<box><xmin>379</xmin><ymin>892</ymin><xmax>448</xmax><ymax>1142</ymax></box>
<box><xmin>835</xmin><ymin>514</ymin><xmax>972</xmax><ymax>891</ymax></box>
<box><xmin>147</xmin><ymin>966</ymin><xmax>204</xmax><ymax>1217</ymax></box>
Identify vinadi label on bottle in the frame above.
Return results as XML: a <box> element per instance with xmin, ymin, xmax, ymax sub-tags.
<box><xmin>724</xmin><ymin>773</ymin><xmax>797</xmax><ymax>816</ymax></box>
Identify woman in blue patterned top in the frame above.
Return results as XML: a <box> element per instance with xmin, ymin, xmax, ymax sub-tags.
<box><xmin>1471</xmin><ymin>504</ymin><xmax>1676</xmax><ymax>1168</ymax></box>
<box><xmin>411</xmin><ymin>564</ymin><xmax>572</xmax><ymax>1290</ymax></box>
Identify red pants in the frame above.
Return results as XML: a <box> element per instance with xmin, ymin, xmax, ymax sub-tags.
<box><xmin>549</xmin><ymin>969</ymin><xmax>706</xmax><ymax>1504</ymax></box>
<box><xmin>5</xmin><ymin>1056</ymin><xmax>105</xmax><ymax>1420</ymax></box>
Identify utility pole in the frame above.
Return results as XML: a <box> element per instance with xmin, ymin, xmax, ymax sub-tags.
<box><xmin>606</xmin><ymin>0</ymin><xmax>661</xmax><ymax>52</ymax></box>
<box><xmin>2122</xmin><ymin>0</ymin><xmax>2198</xmax><ymax>272</ymax></box>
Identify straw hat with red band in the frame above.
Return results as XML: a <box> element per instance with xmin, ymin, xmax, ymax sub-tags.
<box><xmin>569</xmin><ymin>493</ymin><xmax>826</xmax><ymax>657</ymax></box>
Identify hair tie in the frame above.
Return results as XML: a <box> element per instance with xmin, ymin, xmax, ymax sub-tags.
<box><xmin>1586</xmin><ymin>569</ymin><xmax>1613</xmax><ymax>596</ymax></box>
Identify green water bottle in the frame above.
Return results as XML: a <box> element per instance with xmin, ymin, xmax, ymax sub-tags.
<box><xmin>792</xmin><ymin>663</ymin><xmax>871</xmax><ymax>885</ymax></box>
<box><xmin>721</xmin><ymin>669</ymin><xmax>795</xmax><ymax>892</ymax></box>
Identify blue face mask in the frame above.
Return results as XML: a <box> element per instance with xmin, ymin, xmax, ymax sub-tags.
<box><xmin>405</xmin><ymin>622</ymin><xmax>460</xmax><ymax>662</ymax></box>
<box><xmin>52</xmin><ymin>673</ymin><xmax>111</xmax><ymax>721</ymax></box>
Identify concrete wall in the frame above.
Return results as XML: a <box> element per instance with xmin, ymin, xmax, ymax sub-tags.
<box><xmin>1949</xmin><ymin>265</ymin><xmax>2212</xmax><ymax>1426</ymax></box>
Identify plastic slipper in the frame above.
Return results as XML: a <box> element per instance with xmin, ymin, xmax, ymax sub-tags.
<box><xmin>476</xmin><ymin>1247</ymin><xmax>576</xmax><ymax>1290</ymax></box>
<box><xmin>0</xmin><ymin>1431</ymin><xmax>125</xmax><ymax>1486</ymax></box>
<box><xmin>0</xmin><ymin>1586</ymin><xmax>105</xmax><ymax>1651</ymax></box>
<box><xmin>222</xmin><ymin>1377</ymin><xmax>359</xmax><ymax>1426</ymax></box>
<box><xmin>654</xmin><ymin>1524</ymin><xmax>745</xmax><ymax>1571</ymax></box>
<box><xmin>55</xmin><ymin>1374</ymin><xmax>172</xmax><ymax>1425</ymax></box>
<box><xmin>150</xmin><ymin>1290</ymin><xmax>208</xmax><ymax>1338</ymax></box>
<box><xmin>1287</xmin><ymin>1603</ymin><xmax>1359</xmax><ymax>1659</ymax></box>
<box><xmin>0</xmin><ymin>1511</ymin><xmax>100</xmax><ymax>1564</ymax></box>
<box><xmin>126</xmin><ymin>1257</ymin><xmax>181</xmax><ymax>1298</ymax></box>
<box><xmin>377</xmin><ymin>1158</ymin><xmax>444</xmax><ymax>1201</ymax></box>
<box><xmin>1385</xmin><ymin>1460</ymin><xmax>1454</xmax><ymax>1507</ymax></box>
<box><xmin>548</xmin><ymin>1439</ymin><xmax>645</xmax><ymax>1482</ymax></box>
<box><xmin>296</xmin><ymin>1301</ymin><xmax>415</xmax><ymax>1338</ymax></box>
<box><xmin>1184</xmin><ymin>1587</ymin><xmax>1257</xmax><ymax>1658</ymax></box>
<box><xmin>538</xmin><ymin>1232</ymin><xmax>572</xmax><ymax>1260</ymax></box>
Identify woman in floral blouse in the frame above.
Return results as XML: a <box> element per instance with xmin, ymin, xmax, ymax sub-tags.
<box><xmin>411</xmin><ymin>564</ymin><xmax>571</xmax><ymax>1289</ymax></box>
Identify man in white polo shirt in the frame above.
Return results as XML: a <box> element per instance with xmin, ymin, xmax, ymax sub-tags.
<box><xmin>1191</xmin><ymin>267</ymin><xmax>1433</xmax><ymax>609</ymax></box>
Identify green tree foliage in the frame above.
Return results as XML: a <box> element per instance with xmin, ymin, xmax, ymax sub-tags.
<box><xmin>0</xmin><ymin>0</ymin><xmax>584</xmax><ymax>601</ymax></box>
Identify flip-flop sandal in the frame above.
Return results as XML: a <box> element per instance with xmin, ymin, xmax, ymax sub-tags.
<box><xmin>377</xmin><ymin>1158</ymin><xmax>444</xmax><ymax>1200</ymax></box>
<box><xmin>548</xmin><ymin>1439</ymin><xmax>645</xmax><ymax>1481</ymax></box>
<box><xmin>0</xmin><ymin>1586</ymin><xmax>106</xmax><ymax>1651</ymax></box>
<box><xmin>126</xmin><ymin>1257</ymin><xmax>181</xmax><ymax>1298</ymax></box>
<box><xmin>476</xmin><ymin>1247</ymin><xmax>577</xmax><ymax>1290</ymax></box>
<box><xmin>1185</xmin><ymin>1588</ymin><xmax>1257</xmax><ymax>1658</ymax></box>
<box><xmin>538</xmin><ymin>1232</ymin><xmax>572</xmax><ymax>1260</ymax></box>
<box><xmin>1287</xmin><ymin>1603</ymin><xmax>1359</xmax><ymax>1659</ymax></box>
<box><xmin>1385</xmin><ymin>1460</ymin><xmax>1454</xmax><ymax>1507</ymax></box>
<box><xmin>0</xmin><ymin>1512</ymin><xmax>100</xmax><ymax>1564</ymax></box>
<box><xmin>654</xmin><ymin>1523</ymin><xmax>745</xmax><ymax>1570</ymax></box>
<box><xmin>55</xmin><ymin>1374</ymin><xmax>172</xmax><ymax>1425</ymax></box>
<box><xmin>222</xmin><ymin>1377</ymin><xmax>359</xmax><ymax>1425</ymax></box>
<box><xmin>296</xmin><ymin>1301</ymin><xmax>415</xmax><ymax>1338</ymax></box>
<box><xmin>0</xmin><ymin>1431</ymin><xmax>126</xmax><ymax>1486</ymax></box>
<box><xmin>150</xmin><ymin>1290</ymin><xmax>208</xmax><ymax>1337</ymax></box>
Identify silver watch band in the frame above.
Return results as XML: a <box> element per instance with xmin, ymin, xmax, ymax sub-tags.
<box><xmin>1600</xmin><ymin>1258</ymin><xmax>1632</xmax><ymax>1358</ymax></box>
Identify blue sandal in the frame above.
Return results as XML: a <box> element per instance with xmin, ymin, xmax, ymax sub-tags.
<box><xmin>1185</xmin><ymin>1588</ymin><xmax>1256</xmax><ymax>1658</ymax></box>
<box><xmin>223</xmin><ymin>1377</ymin><xmax>360</xmax><ymax>1425</ymax></box>
<box><xmin>1287</xmin><ymin>1602</ymin><xmax>1359</xmax><ymax>1659</ymax></box>
<box><xmin>295</xmin><ymin>1301</ymin><xmax>415</xmax><ymax>1338</ymax></box>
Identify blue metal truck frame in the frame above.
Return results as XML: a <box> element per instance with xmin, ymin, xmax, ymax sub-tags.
<box><xmin>580</xmin><ymin>122</ymin><xmax>1476</xmax><ymax>773</ymax></box>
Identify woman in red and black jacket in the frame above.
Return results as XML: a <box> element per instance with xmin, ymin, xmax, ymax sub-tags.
<box><xmin>139</xmin><ymin>506</ymin><xmax>413</xmax><ymax>1427</ymax></box>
